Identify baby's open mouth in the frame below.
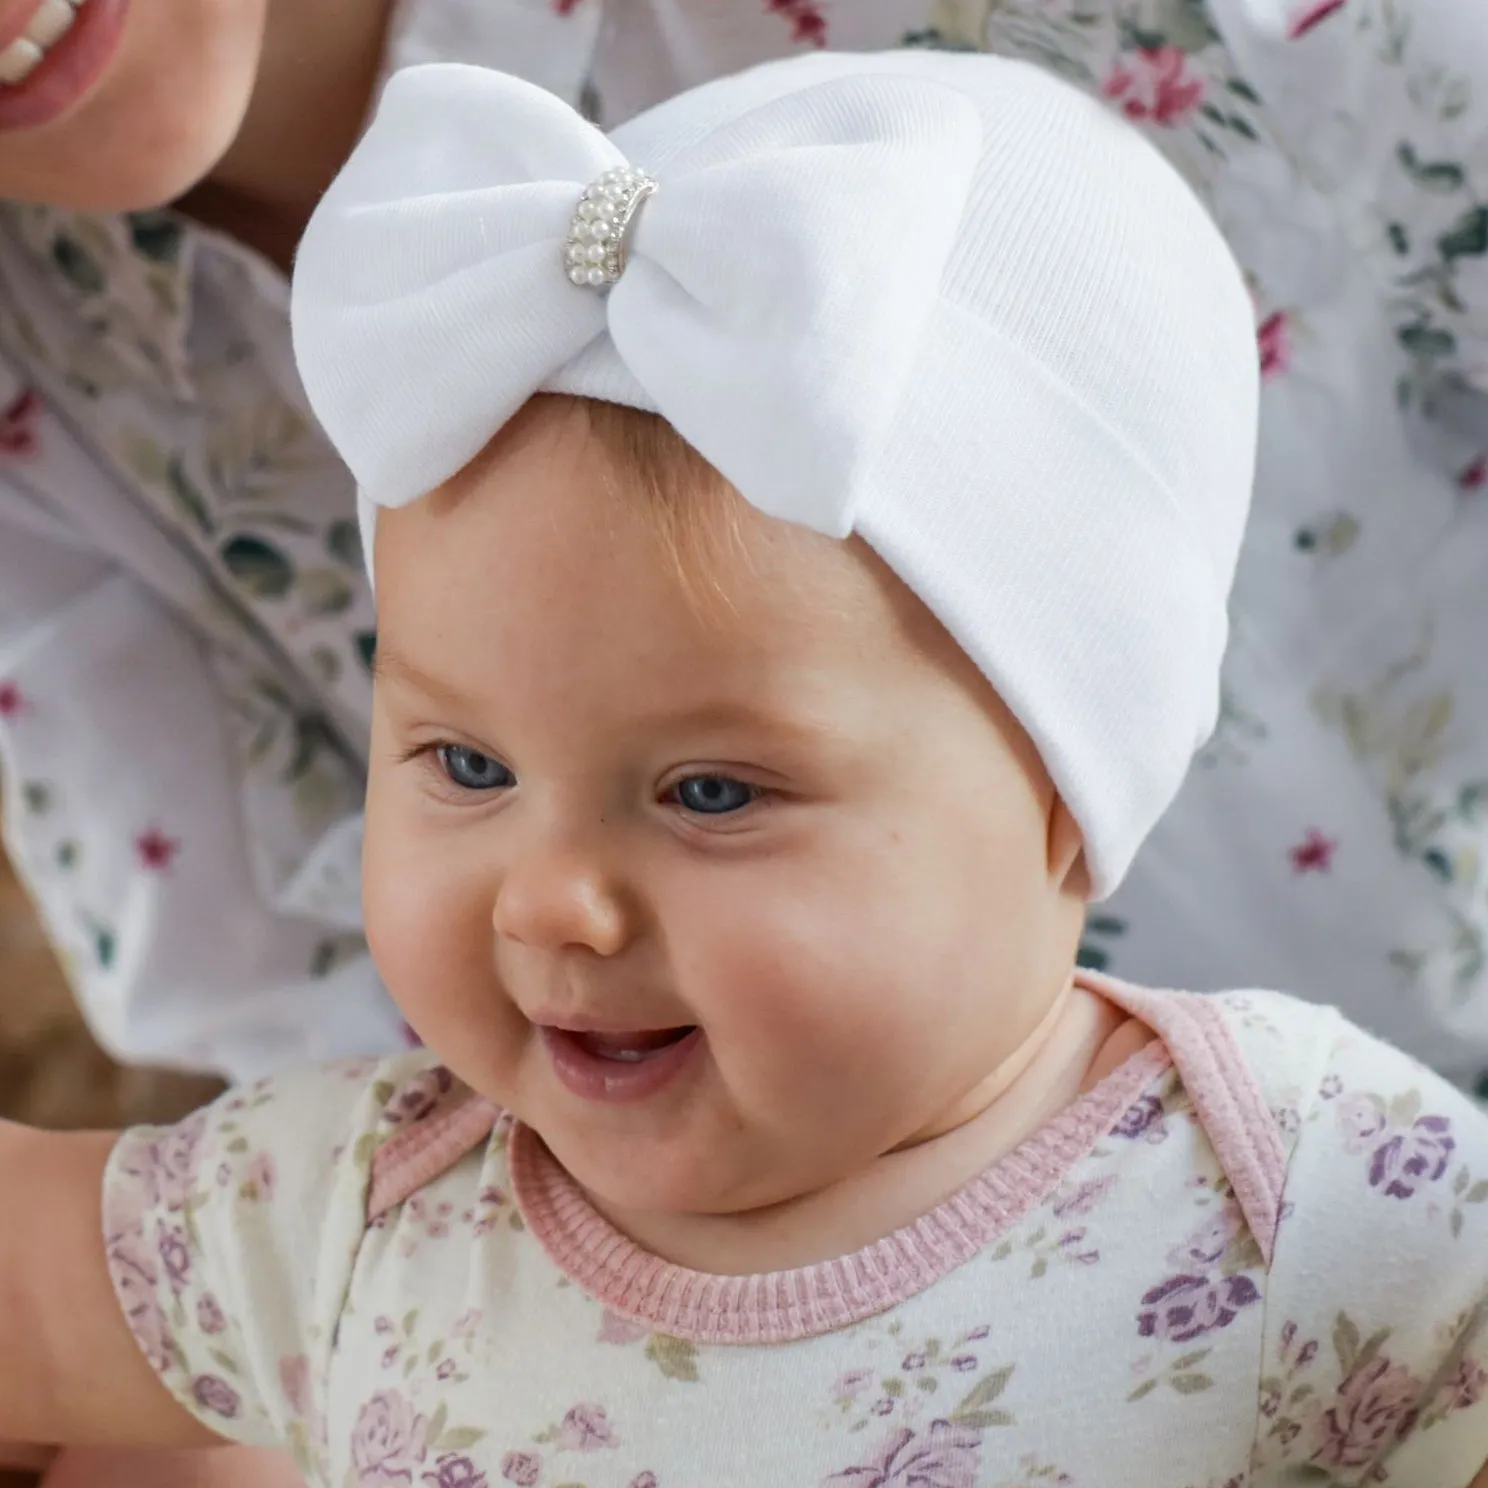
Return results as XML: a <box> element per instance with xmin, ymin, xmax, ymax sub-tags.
<box><xmin>560</xmin><ymin>1026</ymin><xmax>698</xmax><ymax>1063</ymax></box>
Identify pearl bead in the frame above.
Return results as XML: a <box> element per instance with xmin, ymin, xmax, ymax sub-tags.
<box><xmin>567</xmin><ymin>266</ymin><xmax>588</xmax><ymax>285</ymax></box>
<box><xmin>585</xmin><ymin>266</ymin><xmax>606</xmax><ymax>286</ymax></box>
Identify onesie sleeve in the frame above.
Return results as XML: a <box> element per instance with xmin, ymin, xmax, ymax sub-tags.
<box><xmin>100</xmin><ymin>1051</ymin><xmax>448</xmax><ymax>1473</ymax></box>
<box><xmin>1250</xmin><ymin>1016</ymin><xmax>1488</xmax><ymax>1486</ymax></box>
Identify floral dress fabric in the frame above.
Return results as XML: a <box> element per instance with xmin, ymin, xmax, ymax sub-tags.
<box><xmin>5</xmin><ymin>0</ymin><xmax>1488</xmax><ymax>1089</ymax></box>
<box><xmin>101</xmin><ymin>982</ymin><xmax>1488</xmax><ymax>1486</ymax></box>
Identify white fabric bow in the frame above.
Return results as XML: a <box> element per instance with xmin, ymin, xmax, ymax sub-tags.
<box><xmin>291</xmin><ymin>63</ymin><xmax>982</xmax><ymax>537</ymax></box>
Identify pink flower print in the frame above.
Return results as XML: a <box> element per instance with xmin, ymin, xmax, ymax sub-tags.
<box><xmin>1368</xmin><ymin>1114</ymin><xmax>1454</xmax><ymax>1198</ymax></box>
<box><xmin>765</xmin><ymin>0</ymin><xmax>827</xmax><ymax>46</ymax></box>
<box><xmin>1101</xmin><ymin>46</ymin><xmax>1207</xmax><ymax>127</ymax></box>
<box><xmin>105</xmin><ymin>1222</ymin><xmax>174</xmax><ymax>1374</ymax></box>
<box><xmin>628</xmin><ymin>1476</ymin><xmax>659</xmax><ymax>1488</ymax></box>
<box><xmin>1165</xmin><ymin>1202</ymin><xmax>1242</xmax><ymax>1270</ymax></box>
<box><xmin>1335</xmin><ymin>1093</ymin><xmax>1387</xmax><ymax>1153</ymax></box>
<box><xmin>383</xmin><ymin>1066</ymin><xmax>455</xmax><ymax>1126</ymax></box>
<box><xmin>450</xmin><ymin>1308</ymin><xmax>483</xmax><ymax>1341</ymax></box>
<box><xmin>135</xmin><ymin>827</ymin><xmax>181</xmax><ymax>871</ymax></box>
<box><xmin>279</xmin><ymin>1354</ymin><xmax>315</xmax><ymax>1422</ymax></box>
<box><xmin>1051</xmin><ymin>1174</ymin><xmax>1116</xmax><ymax>1220</ymax></box>
<box><xmin>191</xmin><ymin>1374</ymin><xmax>242</xmax><ymax>1420</ymax></box>
<box><xmin>156</xmin><ymin>1220</ymin><xmax>192</xmax><ymax>1293</ymax></box>
<box><xmin>1435</xmin><ymin>1354</ymin><xmax>1488</xmax><ymax>1415</ymax></box>
<box><xmin>1458</xmin><ymin>456</ymin><xmax>1486</xmax><ymax>492</ymax></box>
<box><xmin>1290</xmin><ymin>829</ymin><xmax>1336</xmax><ymax>873</ymax></box>
<box><xmin>0</xmin><ymin>680</ymin><xmax>24</xmax><ymax>718</ymax></box>
<box><xmin>422</xmin><ymin>1456</ymin><xmax>487</xmax><ymax>1488</ymax></box>
<box><xmin>832</xmin><ymin>1369</ymin><xmax>874</xmax><ymax>1400</ymax></box>
<box><xmin>142</xmin><ymin>1111</ymin><xmax>207</xmax><ymax>1210</ymax></box>
<box><xmin>0</xmin><ymin>387</ymin><xmax>42</xmax><ymax>457</ymax></box>
<box><xmin>597</xmin><ymin>1309</ymin><xmax>650</xmax><ymax>1345</ymax></box>
<box><xmin>1311</xmin><ymin>1355</ymin><xmax>1421</xmax><ymax>1470</ymax></box>
<box><xmin>1287</xmin><ymin>0</ymin><xmax>1347</xmax><ymax>38</ymax></box>
<box><xmin>1137</xmin><ymin>1272</ymin><xmax>1261</xmax><ymax>1342</ymax></box>
<box><xmin>556</xmin><ymin>1402</ymin><xmax>618</xmax><ymax>1450</ymax></box>
<box><xmin>552</xmin><ymin>0</ymin><xmax>584</xmax><ymax>14</ymax></box>
<box><xmin>1258</xmin><ymin>311</ymin><xmax>1291</xmax><ymax>379</ymax></box>
<box><xmin>351</xmin><ymin>1390</ymin><xmax>429</xmax><ymax>1486</ymax></box>
<box><xmin>500</xmin><ymin>1454</ymin><xmax>541</xmax><ymax>1487</ymax></box>
<box><xmin>824</xmin><ymin>1420</ymin><xmax>983</xmax><ymax>1486</ymax></box>
<box><xmin>196</xmin><ymin>1293</ymin><xmax>227</xmax><ymax>1335</ymax></box>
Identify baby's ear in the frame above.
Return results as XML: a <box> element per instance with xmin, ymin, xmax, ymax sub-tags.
<box><xmin>1047</xmin><ymin>797</ymin><xmax>1091</xmax><ymax>899</ymax></box>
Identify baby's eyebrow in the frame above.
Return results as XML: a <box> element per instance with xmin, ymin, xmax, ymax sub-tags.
<box><xmin>370</xmin><ymin>644</ymin><xmax>468</xmax><ymax>703</ymax></box>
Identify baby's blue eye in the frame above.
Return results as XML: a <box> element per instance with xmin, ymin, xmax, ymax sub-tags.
<box><xmin>673</xmin><ymin>776</ymin><xmax>757</xmax><ymax>815</ymax></box>
<box><xmin>437</xmin><ymin>746</ymin><xmax>513</xmax><ymax>792</ymax></box>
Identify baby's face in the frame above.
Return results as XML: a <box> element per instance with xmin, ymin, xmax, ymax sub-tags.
<box><xmin>365</xmin><ymin>402</ymin><xmax>1087</xmax><ymax>1221</ymax></box>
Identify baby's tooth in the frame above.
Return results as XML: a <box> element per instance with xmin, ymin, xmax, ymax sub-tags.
<box><xmin>0</xmin><ymin>38</ymin><xmax>43</xmax><ymax>85</ymax></box>
<box><xmin>26</xmin><ymin>0</ymin><xmax>76</xmax><ymax>49</ymax></box>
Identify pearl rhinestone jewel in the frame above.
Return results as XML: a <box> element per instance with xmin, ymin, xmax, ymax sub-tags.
<box><xmin>563</xmin><ymin>166</ymin><xmax>658</xmax><ymax>290</ymax></box>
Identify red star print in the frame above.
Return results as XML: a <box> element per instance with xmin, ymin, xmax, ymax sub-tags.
<box><xmin>0</xmin><ymin>679</ymin><xmax>24</xmax><ymax>718</ymax></box>
<box><xmin>1290</xmin><ymin>829</ymin><xmax>1337</xmax><ymax>874</ymax></box>
<box><xmin>1287</xmin><ymin>0</ymin><xmax>1347</xmax><ymax>38</ymax></box>
<box><xmin>0</xmin><ymin>387</ymin><xmax>42</xmax><ymax>457</ymax></box>
<box><xmin>135</xmin><ymin>828</ymin><xmax>181</xmax><ymax>871</ymax></box>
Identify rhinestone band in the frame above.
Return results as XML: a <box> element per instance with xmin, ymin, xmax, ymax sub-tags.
<box><xmin>563</xmin><ymin>166</ymin><xmax>658</xmax><ymax>291</ymax></box>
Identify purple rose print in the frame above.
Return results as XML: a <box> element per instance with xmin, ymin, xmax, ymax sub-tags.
<box><xmin>823</xmin><ymin>1420</ymin><xmax>983</xmax><ymax>1487</ymax></box>
<box><xmin>556</xmin><ymin>1402</ymin><xmax>618</xmax><ymax>1450</ymax></box>
<box><xmin>1137</xmin><ymin>1273</ymin><xmax>1260</xmax><ymax>1343</ymax></box>
<box><xmin>628</xmin><ymin>1476</ymin><xmax>659</xmax><ymax>1488</ymax></box>
<box><xmin>1165</xmin><ymin>1204</ymin><xmax>1241</xmax><ymax>1271</ymax></box>
<box><xmin>156</xmin><ymin>1221</ymin><xmax>192</xmax><ymax>1293</ymax></box>
<box><xmin>1051</xmin><ymin>1175</ymin><xmax>1116</xmax><ymax>1220</ymax></box>
<box><xmin>351</xmin><ymin>1389</ymin><xmax>429</xmax><ymax>1486</ymax></box>
<box><xmin>1336</xmin><ymin>1094</ymin><xmax>1387</xmax><ymax>1153</ymax></box>
<box><xmin>383</xmin><ymin>1067</ymin><xmax>455</xmax><ymax>1127</ymax></box>
<box><xmin>105</xmin><ymin>1223</ymin><xmax>173</xmax><ymax>1375</ymax></box>
<box><xmin>1311</xmin><ymin>1355</ymin><xmax>1421</xmax><ymax>1471</ymax></box>
<box><xmin>143</xmin><ymin>1112</ymin><xmax>208</xmax><ymax>1210</ymax></box>
<box><xmin>196</xmin><ymin>1292</ymin><xmax>227</xmax><ymax>1335</ymax></box>
<box><xmin>1111</xmin><ymin>1093</ymin><xmax>1166</xmax><ymax>1142</ymax></box>
<box><xmin>422</xmin><ymin>1454</ymin><xmax>487</xmax><ymax>1488</ymax></box>
<box><xmin>499</xmin><ymin>1453</ymin><xmax>541</xmax><ymax>1486</ymax></box>
<box><xmin>1368</xmin><ymin>1116</ymin><xmax>1455</xmax><ymax>1199</ymax></box>
<box><xmin>191</xmin><ymin>1375</ymin><xmax>241</xmax><ymax>1420</ymax></box>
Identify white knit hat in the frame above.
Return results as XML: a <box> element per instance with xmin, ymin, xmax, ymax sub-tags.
<box><xmin>291</xmin><ymin>51</ymin><xmax>1259</xmax><ymax>897</ymax></box>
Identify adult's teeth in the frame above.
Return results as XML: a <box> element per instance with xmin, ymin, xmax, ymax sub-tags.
<box><xmin>27</xmin><ymin>0</ymin><xmax>76</xmax><ymax>49</ymax></box>
<box><xmin>0</xmin><ymin>0</ymin><xmax>80</xmax><ymax>86</ymax></box>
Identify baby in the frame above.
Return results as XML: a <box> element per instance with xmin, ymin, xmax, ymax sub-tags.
<box><xmin>3</xmin><ymin>48</ymin><xmax>1488</xmax><ymax>1488</ymax></box>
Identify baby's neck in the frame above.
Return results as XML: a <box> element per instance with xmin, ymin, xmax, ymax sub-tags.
<box><xmin>589</xmin><ymin>985</ymin><xmax>1145</xmax><ymax>1276</ymax></box>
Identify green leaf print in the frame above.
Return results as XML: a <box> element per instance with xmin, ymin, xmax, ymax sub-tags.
<box><xmin>1333</xmin><ymin>1312</ymin><xmax>1361</xmax><ymax>1376</ymax></box>
<box><xmin>127</xmin><ymin>212</ymin><xmax>185</xmax><ymax>264</ymax></box>
<box><xmin>326</xmin><ymin>518</ymin><xmax>364</xmax><ymax>569</ymax></box>
<box><xmin>1439</xmin><ymin>205</ymin><xmax>1488</xmax><ymax>261</ymax></box>
<box><xmin>644</xmin><ymin>1334</ymin><xmax>699</xmax><ymax>1382</ymax></box>
<box><xmin>436</xmin><ymin>1429</ymin><xmax>485</xmax><ymax>1451</ymax></box>
<box><xmin>21</xmin><ymin>781</ymin><xmax>50</xmax><ymax>814</ymax></box>
<box><xmin>221</xmin><ymin>535</ymin><xmax>295</xmax><ymax>598</ymax></box>
<box><xmin>1397</xmin><ymin>143</ymin><xmax>1467</xmax><ymax>194</ymax></box>
<box><xmin>167</xmin><ymin>457</ymin><xmax>215</xmax><ymax>536</ymax></box>
<box><xmin>1397</xmin><ymin>322</ymin><xmax>1456</xmax><ymax>357</ymax></box>
<box><xmin>51</xmin><ymin>234</ymin><xmax>105</xmax><ymax>295</ymax></box>
<box><xmin>298</xmin><ymin>568</ymin><xmax>354</xmax><ymax>617</ymax></box>
<box><xmin>1171</xmin><ymin>1373</ymin><xmax>1214</xmax><ymax>1394</ymax></box>
<box><xmin>949</xmin><ymin>1364</ymin><xmax>1015</xmax><ymax>1430</ymax></box>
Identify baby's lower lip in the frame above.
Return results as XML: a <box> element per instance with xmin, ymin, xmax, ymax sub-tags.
<box><xmin>540</xmin><ymin>1025</ymin><xmax>702</xmax><ymax>1105</ymax></box>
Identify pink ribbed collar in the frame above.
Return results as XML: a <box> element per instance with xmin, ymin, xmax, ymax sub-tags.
<box><xmin>508</xmin><ymin>1039</ymin><xmax>1173</xmax><ymax>1345</ymax></box>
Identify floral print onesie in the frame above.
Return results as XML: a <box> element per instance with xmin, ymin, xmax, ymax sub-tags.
<box><xmin>101</xmin><ymin>977</ymin><xmax>1488</xmax><ymax>1486</ymax></box>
